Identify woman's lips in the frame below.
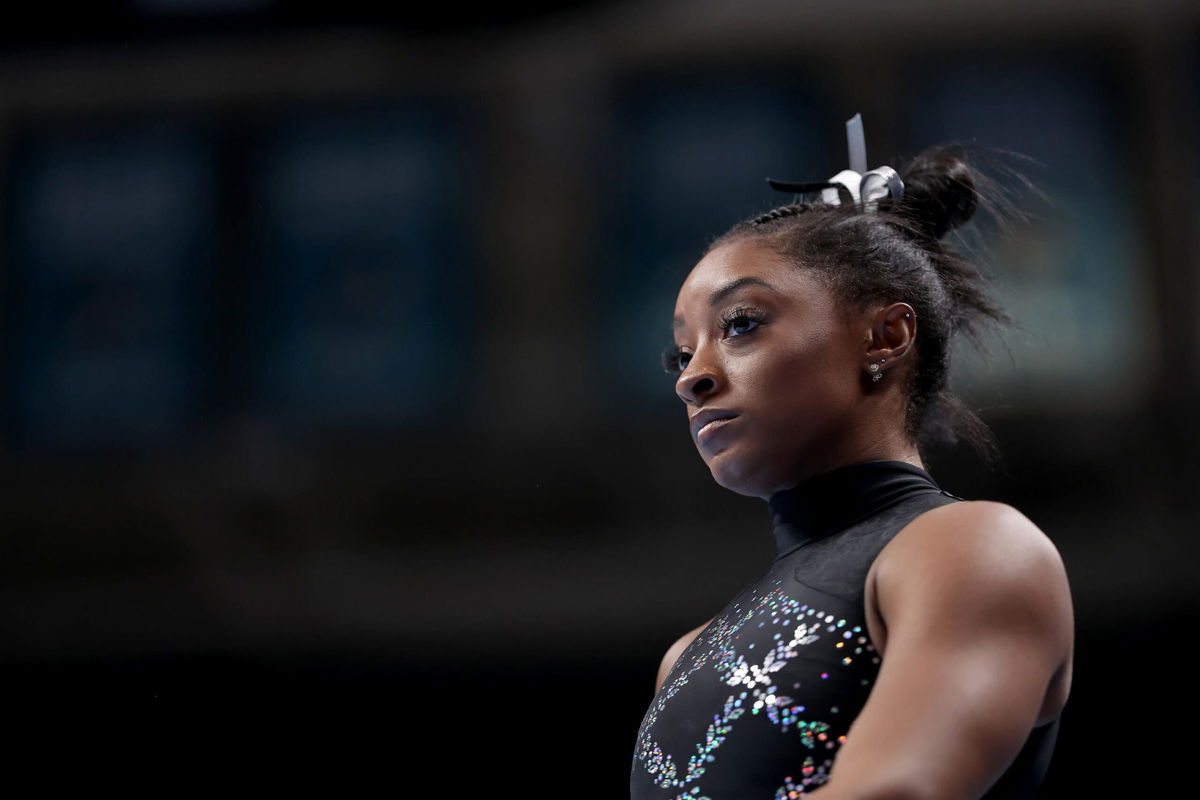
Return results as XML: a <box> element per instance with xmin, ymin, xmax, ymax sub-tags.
<box><xmin>696</xmin><ymin>415</ymin><xmax>737</xmax><ymax>445</ymax></box>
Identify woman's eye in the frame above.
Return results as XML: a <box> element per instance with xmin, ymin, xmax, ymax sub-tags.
<box><xmin>661</xmin><ymin>346</ymin><xmax>690</xmax><ymax>375</ymax></box>
<box><xmin>717</xmin><ymin>305</ymin><xmax>766</xmax><ymax>338</ymax></box>
<box><xmin>724</xmin><ymin>315</ymin><xmax>760</xmax><ymax>337</ymax></box>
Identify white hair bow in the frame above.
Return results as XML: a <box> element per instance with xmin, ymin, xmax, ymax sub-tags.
<box><xmin>766</xmin><ymin>112</ymin><xmax>904</xmax><ymax>210</ymax></box>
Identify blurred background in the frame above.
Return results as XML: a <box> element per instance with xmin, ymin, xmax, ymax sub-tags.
<box><xmin>0</xmin><ymin>0</ymin><xmax>1195</xmax><ymax>789</ymax></box>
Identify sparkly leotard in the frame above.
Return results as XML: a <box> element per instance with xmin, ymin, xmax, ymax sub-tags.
<box><xmin>630</xmin><ymin>459</ymin><xmax>1059</xmax><ymax>800</ymax></box>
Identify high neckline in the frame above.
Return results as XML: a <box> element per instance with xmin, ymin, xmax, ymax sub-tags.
<box><xmin>767</xmin><ymin>459</ymin><xmax>944</xmax><ymax>560</ymax></box>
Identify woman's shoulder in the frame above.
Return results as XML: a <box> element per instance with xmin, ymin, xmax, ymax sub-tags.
<box><xmin>870</xmin><ymin>497</ymin><xmax>1073</xmax><ymax>646</ymax></box>
<box><xmin>883</xmin><ymin>498</ymin><xmax>1063</xmax><ymax>570</ymax></box>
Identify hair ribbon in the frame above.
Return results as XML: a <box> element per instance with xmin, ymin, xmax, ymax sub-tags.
<box><xmin>766</xmin><ymin>112</ymin><xmax>904</xmax><ymax>210</ymax></box>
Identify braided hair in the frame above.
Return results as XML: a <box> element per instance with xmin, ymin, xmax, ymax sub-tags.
<box><xmin>706</xmin><ymin>143</ymin><xmax>1036</xmax><ymax>468</ymax></box>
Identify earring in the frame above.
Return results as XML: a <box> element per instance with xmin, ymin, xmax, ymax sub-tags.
<box><xmin>868</xmin><ymin>358</ymin><xmax>885</xmax><ymax>382</ymax></box>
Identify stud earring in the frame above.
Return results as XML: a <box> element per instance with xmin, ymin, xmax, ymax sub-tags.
<box><xmin>868</xmin><ymin>358</ymin><xmax>885</xmax><ymax>382</ymax></box>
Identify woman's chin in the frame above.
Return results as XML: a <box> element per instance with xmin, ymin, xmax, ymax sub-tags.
<box><xmin>706</xmin><ymin>449</ymin><xmax>765</xmax><ymax>498</ymax></box>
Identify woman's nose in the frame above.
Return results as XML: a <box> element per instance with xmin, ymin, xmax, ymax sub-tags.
<box><xmin>675</xmin><ymin>352</ymin><xmax>722</xmax><ymax>405</ymax></box>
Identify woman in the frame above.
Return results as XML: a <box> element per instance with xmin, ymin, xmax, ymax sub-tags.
<box><xmin>629</xmin><ymin>127</ymin><xmax>1074</xmax><ymax>800</ymax></box>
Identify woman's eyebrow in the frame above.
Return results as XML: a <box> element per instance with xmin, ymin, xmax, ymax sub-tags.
<box><xmin>672</xmin><ymin>276</ymin><xmax>780</xmax><ymax>330</ymax></box>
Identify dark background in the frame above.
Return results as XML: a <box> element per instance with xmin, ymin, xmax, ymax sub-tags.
<box><xmin>0</xmin><ymin>0</ymin><xmax>1195</xmax><ymax>790</ymax></box>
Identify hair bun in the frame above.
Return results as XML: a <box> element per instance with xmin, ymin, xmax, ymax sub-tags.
<box><xmin>894</xmin><ymin>144</ymin><xmax>978</xmax><ymax>240</ymax></box>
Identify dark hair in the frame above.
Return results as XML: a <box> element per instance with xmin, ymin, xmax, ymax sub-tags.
<box><xmin>704</xmin><ymin>143</ymin><xmax>1041</xmax><ymax>469</ymax></box>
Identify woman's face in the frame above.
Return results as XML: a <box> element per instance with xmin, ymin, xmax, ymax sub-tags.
<box><xmin>670</xmin><ymin>238</ymin><xmax>871</xmax><ymax>499</ymax></box>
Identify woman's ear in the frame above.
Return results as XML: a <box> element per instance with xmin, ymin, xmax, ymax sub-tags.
<box><xmin>865</xmin><ymin>303</ymin><xmax>917</xmax><ymax>365</ymax></box>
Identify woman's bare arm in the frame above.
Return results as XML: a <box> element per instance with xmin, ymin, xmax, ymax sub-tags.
<box><xmin>812</xmin><ymin>501</ymin><xmax>1074</xmax><ymax>800</ymax></box>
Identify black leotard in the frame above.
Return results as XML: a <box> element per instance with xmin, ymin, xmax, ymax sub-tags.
<box><xmin>630</xmin><ymin>459</ymin><xmax>1059</xmax><ymax>799</ymax></box>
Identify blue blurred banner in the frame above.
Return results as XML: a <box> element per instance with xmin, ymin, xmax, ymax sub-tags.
<box><xmin>8</xmin><ymin>122</ymin><xmax>213</xmax><ymax>450</ymax></box>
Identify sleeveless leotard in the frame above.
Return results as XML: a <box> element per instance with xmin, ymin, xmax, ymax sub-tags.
<box><xmin>630</xmin><ymin>459</ymin><xmax>1059</xmax><ymax>799</ymax></box>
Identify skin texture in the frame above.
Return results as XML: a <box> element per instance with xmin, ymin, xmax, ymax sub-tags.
<box><xmin>662</xmin><ymin>239</ymin><xmax>1074</xmax><ymax>800</ymax></box>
